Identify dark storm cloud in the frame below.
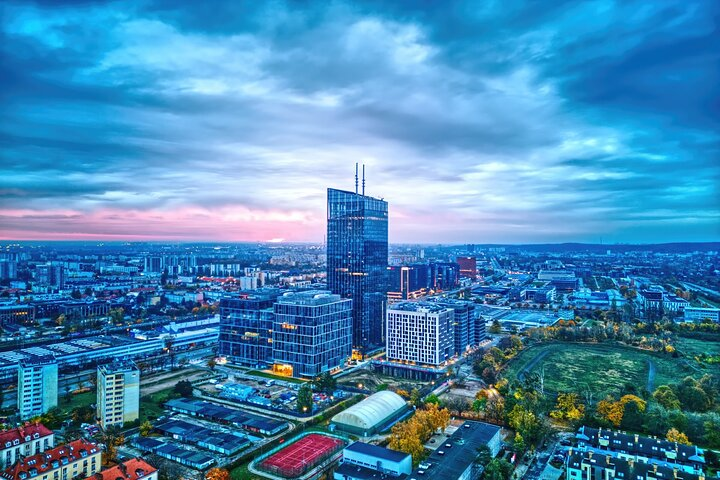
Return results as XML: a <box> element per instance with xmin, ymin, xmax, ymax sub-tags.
<box><xmin>0</xmin><ymin>0</ymin><xmax>717</xmax><ymax>242</ymax></box>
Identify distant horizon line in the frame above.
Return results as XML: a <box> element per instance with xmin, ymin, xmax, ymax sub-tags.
<box><xmin>1</xmin><ymin>240</ymin><xmax>718</xmax><ymax>247</ymax></box>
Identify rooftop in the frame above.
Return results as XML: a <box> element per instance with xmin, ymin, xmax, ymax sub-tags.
<box><xmin>0</xmin><ymin>424</ymin><xmax>53</xmax><ymax>448</ymax></box>
<box><xmin>345</xmin><ymin>441</ymin><xmax>411</xmax><ymax>464</ymax></box>
<box><xmin>410</xmin><ymin>421</ymin><xmax>500</xmax><ymax>480</ymax></box>
<box><xmin>84</xmin><ymin>458</ymin><xmax>157</xmax><ymax>480</ymax></box>
<box><xmin>388</xmin><ymin>302</ymin><xmax>452</xmax><ymax>314</ymax></box>
<box><xmin>2</xmin><ymin>439</ymin><xmax>99</xmax><ymax>480</ymax></box>
<box><xmin>276</xmin><ymin>290</ymin><xmax>346</xmax><ymax>306</ymax></box>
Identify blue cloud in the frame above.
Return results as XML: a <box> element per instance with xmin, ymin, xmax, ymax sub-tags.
<box><xmin>0</xmin><ymin>0</ymin><xmax>718</xmax><ymax>243</ymax></box>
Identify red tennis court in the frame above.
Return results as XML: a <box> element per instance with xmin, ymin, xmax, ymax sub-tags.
<box><xmin>259</xmin><ymin>433</ymin><xmax>345</xmax><ymax>478</ymax></box>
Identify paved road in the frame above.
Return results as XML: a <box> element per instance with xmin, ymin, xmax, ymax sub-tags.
<box><xmin>646</xmin><ymin>359</ymin><xmax>656</xmax><ymax>393</ymax></box>
<box><xmin>517</xmin><ymin>348</ymin><xmax>551</xmax><ymax>381</ymax></box>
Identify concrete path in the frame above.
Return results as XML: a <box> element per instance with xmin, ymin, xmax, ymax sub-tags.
<box><xmin>646</xmin><ymin>359</ymin><xmax>656</xmax><ymax>393</ymax></box>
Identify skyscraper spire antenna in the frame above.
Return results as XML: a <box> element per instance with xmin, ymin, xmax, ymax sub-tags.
<box><xmin>362</xmin><ymin>164</ymin><xmax>366</xmax><ymax>195</ymax></box>
<box><xmin>355</xmin><ymin>163</ymin><xmax>359</xmax><ymax>194</ymax></box>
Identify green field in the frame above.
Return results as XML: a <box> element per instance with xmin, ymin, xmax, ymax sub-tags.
<box><xmin>58</xmin><ymin>390</ymin><xmax>96</xmax><ymax>415</ymax></box>
<box><xmin>139</xmin><ymin>387</ymin><xmax>176</xmax><ymax>422</ymax></box>
<box><xmin>504</xmin><ymin>343</ymin><xmax>687</xmax><ymax>397</ymax></box>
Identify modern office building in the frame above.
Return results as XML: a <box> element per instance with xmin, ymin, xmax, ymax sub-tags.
<box><xmin>97</xmin><ymin>360</ymin><xmax>140</xmax><ymax>428</ymax></box>
<box><xmin>219</xmin><ymin>290</ymin><xmax>281</xmax><ymax>368</ymax></box>
<box><xmin>683</xmin><ymin>306</ymin><xmax>720</xmax><ymax>323</ymax></box>
<box><xmin>0</xmin><ymin>424</ymin><xmax>54</xmax><ymax>469</ymax></box>
<box><xmin>17</xmin><ymin>356</ymin><xmax>58</xmax><ymax>420</ymax></box>
<box><xmin>272</xmin><ymin>291</ymin><xmax>352</xmax><ymax>378</ymax></box>
<box><xmin>386</xmin><ymin>302</ymin><xmax>454</xmax><ymax>366</ymax></box>
<box><xmin>387</xmin><ymin>264</ymin><xmax>432</xmax><ymax>302</ymax></box>
<box><xmin>431</xmin><ymin>262</ymin><xmax>460</xmax><ymax>291</ymax></box>
<box><xmin>429</xmin><ymin>299</ymin><xmax>480</xmax><ymax>355</ymax></box>
<box><xmin>34</xmin><ymin>262</ymin><xmax>65</xmax><ymax>289</ymax></box>
<box><xmin>0</xmin><ymin>261</ymin><xmax>17</xmax><ymax>281</ymax></box>
<box><xmin>456</xmin><ymin>256</ymin><xmax>477</xmax><ymax>279</ymax></box>
<box><xmin>327</xmin><ymin>180</ymin><xmax>389</xmax><ymax>353</ymax></box>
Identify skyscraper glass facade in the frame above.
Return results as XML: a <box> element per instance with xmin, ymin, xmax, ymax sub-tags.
<box><xmin>218</xmin><ymin>289</ymin><xmax>280</xmax><ymax>369</ymax></box>
<box><xmin>327</xmin><ymin>188</ymin><xmax>389</xmax><ymax>351</ymax></box>
<box><xmin>272</xmin><ymin>290</ymin><xmax>352</xmax><ymax>378</ymax></box>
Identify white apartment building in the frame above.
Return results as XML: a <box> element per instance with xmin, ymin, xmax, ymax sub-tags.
<box><xmin>683</xmin><ymin>306</ymin><xmax>720</xmax><ymax>323</ymax></box>
<box><xmin>17</xmin><ymin>356</ymin><xmax>58</xmax><ymax>420</ymax></box>
<box><xmin>97</xmin><ymin>361</ymin><xmax>140</xmax><ymax>428</ymax></box>
<box><xmin>386</xmin><ymin>302</ymin><xmax>454</xmax><ymax>366</ymax></box>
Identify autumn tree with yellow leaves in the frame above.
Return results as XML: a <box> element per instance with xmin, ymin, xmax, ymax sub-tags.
<box><xmin>549</xmin><ymin>393</ymin><xmax>585</xmax><ymax>424</ymax></box>
<box><xmin>388</xmin><ymin>403</ymin><xmax>451</xmax><ymax>464</ymax></box>
<box><xmin>596</xmin><ymin>395</ymin><xmax>646</xmax><ymax>427</ymax></box>
<box><xmin>666</xmin><ymin>428</ymin><xmax>691</xmax><ymax>445</ymax></box>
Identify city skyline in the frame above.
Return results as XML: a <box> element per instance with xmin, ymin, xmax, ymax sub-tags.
<box><xmin>2</xmin><ymin>1</ymin><xmax>718</xmax><ymax>244</ymax></box>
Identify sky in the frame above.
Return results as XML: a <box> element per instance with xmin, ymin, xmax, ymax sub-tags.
<box><xmin>1</xmin><ymin>0</ymin><xmax>719</xmax><ymax>244</ymax></box>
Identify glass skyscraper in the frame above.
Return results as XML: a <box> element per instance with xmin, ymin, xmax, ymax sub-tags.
<box><xmin>272</xmin><ymin>290</ymin><xmax>352</xmax><ymax>378</ymax></box>
<box><xmin>327</xmin><ymin>187</ymin><xmax>388</xmax><ymax>351</ymax></box>
<box><xmin>218</xmin><ymin>289</ymin><xmax>281</xmax><ymax>369</ymax></box>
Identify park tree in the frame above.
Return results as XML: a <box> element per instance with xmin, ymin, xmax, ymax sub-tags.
<box><xmin>703</xmin><ymin>416</ymin><xmax>720</xmax><ymax>448</ymax></box>
<box><xmin>425</xmin><ymin>394</ymin><xmax>442</xmax><ymax>406</ymax></box>
<box><xmin>409</xmin><ymin>388</ymin><xmax>421</xmax><ymax>407</ymax></box>
<box><xmin>313</xmin><ymin>372</ymin><xmax>337</xmax><ymax>394</ymax></box>
<box><xmin>297</xmin><ymin>384</ymin><xmax>313</xmax><ymax>413</ymax></box>
<box><xmin>388</xmin><ymin>403</ymin><xmax>450</xmax><ymax>464</ymax></box>
<box><xmin>109</xmin><ymin>307</ymin><xmax>124</xmax><ymax>324</ymax></box>
<box><xmin>71</xmin><ymin>405</ymin><xmax>95</xmax><ymax>425</ymax></box>
<box><xmin>653</xmin><ymin>386</ymin><xmax>681</xmax><ymax>410</ymax></box>
<box><xmin>139</xmin><ymin>420</ymin><xmax>153</xmax><ymax>437</ymax></box>
<box><xmin>597</xmin><ymin>398</ymin><xmax>625</xmax><ymax>427</ymax></box>
<box><xmin>484</xmin><ymin>458</ymin><xmax>514</xmax><ymax>480</ymax></box>
<box><xmin>513</xmin><ymin>432</ymin><xmax>526</xmax><ymax>453</ymax></box>
<box><xmin>550</xmin><ymin>393</ymin><xmax>585</xmax><ymax>424</ymax></box>
<box><xmin>677</xmin><ymin>377</ymin><xmax>711</xmax><ymax>412</ymax></box>
<box><xmin>205</xmin><ymin>468</ymin><xmax>231</xmax><ymax>480</ymax></box>
<box><xmin>447</xmin><ymin>397</ymin><xmax>471</xmax><ymax>417</ymax></box>
<box><xmin>485</xmin><ymin>395</ymin><xmax>505</xmax><ymax>424</ymax></box>
<box><xmin>507</xmin><ymin>405</ymin><xmax>543</xmax><ymax>445</ymax></box>
<box><xmin>666</xmin><ymin>428</ymin><xmax>691</xmax><ymax>445</ymax></box>
<box><xmin>101</xmin><ymin>426</ymin><xmax>125</xmax><ymax>465</ymax></box>
<box><xmin>489</xmin><ymin>320</ymin><xmax>502</xmax><ymax>334</ymax></box>
<box><xmin>174</xmin><ymin>380</ymin><xmax>194</xmax><ymax>398</ymax></box>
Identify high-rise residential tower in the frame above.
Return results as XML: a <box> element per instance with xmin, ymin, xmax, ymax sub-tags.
<box><xmin>327</xmin><ymin>169</ymin><xmax>388</xmax><ymax>352</ymax></box>
<box><xmin>386</xmin><ymin>302</ymin><xmax>454</xmax><ymax>366</ymax></box>
<box><xmin>97</xmin><ymin>360</ymin><xmax>140</xmax><ymax>428</ymax></box>
<box><xmin>17</xmin><ymin>356</ymin><xmax>58</xmax><ymax>420</ymax></box>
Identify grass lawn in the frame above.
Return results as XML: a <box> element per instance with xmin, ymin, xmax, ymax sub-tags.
<box><xmin>674</xmin><ymin>336</ymin><xmax>720</xmax><ymax>372</ymax></box>
<box><xmin>230</xmin><ymin>463</ymin><xmax>256</xmax><ymax>480</ymax></box>
<box><xmin>504</xmin><ymin>343</ymin><xmax>686</xmax><ymax>397</ymax></box>
<box><xmin>58</xmin><ymin>390</ymin><xmax>96</xmax><ymax>415</ymax></box>
<box><xmin>246</xmin><ymin>370</ymin><xmax>306</xmax><ymax>384</ymax></box>
<box><xmin>139</xmin><ymin>387</ymin><xmax>176</xmax><ymax>422</ymax></box>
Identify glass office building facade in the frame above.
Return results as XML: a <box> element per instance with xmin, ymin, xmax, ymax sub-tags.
<box><xmin>218</xmin><ymin>289</ymin><xmax>281</xmax><ymax>369</ymax></box>
<box><xmin>272</xmin><ymin>291</ymin><xmax>352</xmax><ymax>378</ymax></box>
<box><xmin>327</xmin><ymin>188</ymin><xmax>389</xmax><ymax>351</ymax></box>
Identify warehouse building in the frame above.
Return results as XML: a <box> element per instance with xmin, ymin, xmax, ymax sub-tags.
<box><xmin>335</xmin><ymin>442</ymin><xmax>411</xmax><ymax>480</ymax></box>
<box><xmin>331</xmin><ymin>391</ymin><xmax>408</xmax><ymax>436</ymax></box>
